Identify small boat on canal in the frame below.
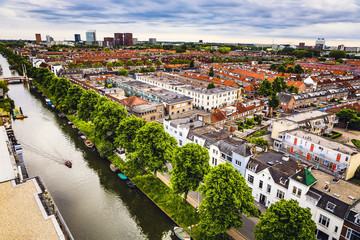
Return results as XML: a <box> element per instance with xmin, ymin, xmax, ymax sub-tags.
<box><xmin>173</xmin><ymin>226</ymin><xmax>191</xmax><ymax>240</ymax></box>
<box><xmin>12</xmin><ymin>107</ymin><xmax>28</xmax><ymax>120</ymax></box>
<box><xmin>58</xmin><ymin>113</ymin><xmax>66</xmax><ymax>118</ymax></box>
<box><xmin>72</xmin><ymin>125</ymin><xmax>78</xmax><ymax>130</ymax></box>
<box><xmin>126</xmin><ymin>180</ymin><xmax>136</xmax><ymax>189</ymax></box>
<box><xmin>118</xmin><ymin>173</ymin><xmax>128</xmax><ymax>180</ymax></box>
<box><xmin>65</xmin><ymin>160</ymin><xmax>72</xmax><ymax>168</ymax></box>
<box><xmin>110</xmin><ymin>163</ymin><xmax>118</xmax><ymax>172</ymax></box>
<box><xmin>84</xmin><ymin>139</ymin><xmax>95</xmax><ymax>149</ymax></box>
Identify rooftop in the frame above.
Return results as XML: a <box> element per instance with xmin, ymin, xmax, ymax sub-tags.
<box><xmin>0</xmin><ymin>126</ymin><xmax>17</xmax><ymax>182</ymax></box>
<box><xmin>282</xmin><ymin>110</ymin><xmax>331</xmax><ymax>123</ymax></box>
<box><xmin>310</xmin><ymin>169</ymin><xmax>360</xmax><ymax>205</ymax></box>
<box><xmin>0</xmin><ymin>179</ymin><xmax>62</xmax><ymax>240</ymax></box>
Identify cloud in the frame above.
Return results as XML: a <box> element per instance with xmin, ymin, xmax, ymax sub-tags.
<box><xmin>1</xmin><ymin>0</ymin><xmax>360</xmax><ymax>46</ymax></box>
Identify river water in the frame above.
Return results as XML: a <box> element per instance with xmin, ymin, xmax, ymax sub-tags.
<box><xmin>0</xmin><ymin>54</ymin><xmax>176</xmax><ymax>240</ymax></box>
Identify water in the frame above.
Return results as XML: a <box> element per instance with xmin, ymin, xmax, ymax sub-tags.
<box><xmin>1</xmin><ymin>54</ymin><xmax>177</xmax><ymax>240</ymax></box>
<box><xmin>0</xmin><ymin>53</ymin><xmax>19</xmax><ymax>77</ymax></box>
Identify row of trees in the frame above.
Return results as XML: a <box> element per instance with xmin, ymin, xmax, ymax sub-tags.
<box><xmin>67</xmin><ymin>59</ymin><xmax>164</xmax><ymax>69</ymax></box>
<box><xmin>270</xmin><ymin>63</ymin><xmax>304</xmax><ymax>74</ymax></box>
<box><xmin>336</xmin><ymin>109</ymin><xmax>360</xmax><ymax>130</ymax></box>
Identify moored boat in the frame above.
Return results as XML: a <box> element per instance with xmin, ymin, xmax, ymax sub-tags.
<box><xmin>65</xmin><ymin>160</ymin><xmax>72</xmax><ymax>168</ymax></box>
<box><xmin>84</xmin><ymin>139</ymin><xmax>95</xmax><ymax>149</ymax></box>
<box><xmin>72</xmin><ymin>125</ymin><xmax>78</xmax><ymax>129</ymax></box>
<box><xmin>118</xmin><ymin>173</ymin><xmax>128</xmax><ymax>180</ymax></box>
<box><xmin>126</xmin><ymin>180</ymin><xmax>136</xmax><ymax>189</ymax></box>
<box><xmin>58</xmin><ymin>113</ymin><xmax>66</xmax><ymax>118</ymax></box>
<box><xmin>110</xmin><ymin>163</ymin><xmax>118</xmax><ymax>172</ymax></box>
<box><xmin>173</xmin><ymin>227</ymin><xmax>191</xmax><ymax>240</ymax></box>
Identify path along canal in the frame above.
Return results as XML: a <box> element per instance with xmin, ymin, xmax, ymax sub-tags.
<box><xmin>1</xmin><ymin>54</ymin><xmax>177</xmax><ymax>240</ymax></box>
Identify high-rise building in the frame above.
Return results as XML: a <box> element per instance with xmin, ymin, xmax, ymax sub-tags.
<box><xmin>299</xmin><ymin>42</ymin><xmax>305</xmax><ymax>49</ymax></box>
<box><xmin>315</xmin><ymin>38</ymin><xmax>325</xmax><ymax>50</ymax></box>
<box><xmin>46</xmin><ymin>35</ymin><xmax>54</xmax><ymax>43</ymax></box>
<box><xmin>86</xmin><ymin>30</ymin><xmax>96</xmax><ymax>43</ymax></box>
<box><xmin>149</xmin><ymin>38</ymin><xmax>157</xmax><ymax>44</ymax></box>
<box><xmin>103</xmin><ymin>37</ymin><xmax>114</xmax><ymax>47</ymax></box>
<box><xmin>74</xmin><ymin>34</ymin><xmax>81</xmax><ymax>43</ymax></box>
<box><xmin>337</xmin><ymin>44</ymin><xmax>345</xmax><ymax>51</ymax></box>
<box><xmin>114</xmin><ymin>33</ymin><xmax>124</xmax><ymax>46</ymax></box>
<box><xmin>35</xmin><ymin>33</ymin><xmax>42</xmax><ymax>44</ymax></box>
<box><xmin>124</xmin><ymin>33</ymin><xmax>133</xmax><ymax>46</ymax></box>
<box><xmin>132</xmin><ymin>38</ymin><xmax>138</xmax><ymax>45</ymax></box>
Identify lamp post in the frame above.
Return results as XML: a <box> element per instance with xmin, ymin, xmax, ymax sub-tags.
<box><xmin>346</xmin><ymin>121</ymin><xmax>349</xmax><ymax>131</ymax></box>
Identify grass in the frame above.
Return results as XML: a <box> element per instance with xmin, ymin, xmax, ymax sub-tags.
<box><xmin>351</xmin><ymin>139</ymin><xmax>360</xmax><ymax>148</ymax></box>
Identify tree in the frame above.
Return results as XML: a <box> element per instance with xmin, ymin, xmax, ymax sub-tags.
<box><xmin>257</xmin><ymin>79</ymin><xmax>273</xmax><ymax>96</ymax></box>
<box><xmin>254</xmin><ymin>199</ymin><xmax>316</xmax><ymax>240</ymax></box>
<box><xmin>118</xmin><ymin>68</ymin><xmax>129</xmax><ymax>77</ymax></box>
<box><xmin>106</xmin><ymin>61</ymin><xmax>113</xmax><ymax>67</ymax></box>
<box><xmin>294</xmin><ymin>64</ymin><xmax>304</xmax><ymax>74</ymax></box>
<box><xmin>336</xmin><ymin>109</ymin><xmax>358</xmax><ymax>123</ymax></box>
<box><xmin>247</xmin><ymin>137</ymin><xmax>269</xmax><ymax>147</ymax></box>
<box><xmin>155</xmin><ymin>59</ymin><xmax>163</xmax><ymax>66</ymax></box>
<box><xmin>115</xmin><ymin>115</ymin><xmax>146</xmax><ymax>153</ymax></box>
<box><xmin>268</xmin><ymin>93</ymin><xmax>280</xmax><ymax>117</ymax></box>
<box><xmin>92</xmin><ymin>62</ymin><xmax>103</xmax><ymax>68</ymax></box>
<box><xmin>207</xmin><ymin>82</ymin><xmax>215</xmax><ymax>89</ymax></box>
<box><xmin>136</xmin><ymin>59</ymin><xmax>144</xmax><ymax>66</ymax></box>
<box><xmin>170</xmin><ymin>143</ymin><xmax>210</xmax><ymax>202</ymax></box>
<box><xmin>98</xmin><ymin>140</ymin><xmax>114</xmax><ymax>158</ymax></box>
<box><xmin>276</xmin><ymin>65</ymin><xmax>286</xmax><ymax>73</ymax></box>
<box><xmin>190</xmin><ymin>60</ymin><xmax>195</xmax><ymax>68</ymax></box>
<box><xmin>270</xmin><ymin>64</ymin><xmax>277</xmax><ymax>71</ymax></box>
<box><xmin>288</xmin><ymin>85</ymin><xmax>299</xmax><ymax>94</ymax></box>
<box><xmin>49</xmin><ymin>77</ymin><xmax>71</xmax><ymax>105</ymax></box>
<box><xmin>286</xmin><ymin>67</ymin><xmax>294</xmax><ymax>73</ymax></box>
<box><xmin>329</xmin><ymin>50</ymin><xmax>346</xmax><ymax>60</ymax></box>
<box><xmin>145</xmin><ymin>59</ymin><xmax>152</xmax><ymax>65</ymax></box>
<box><xmin>78</xmin><ymin>90</ymin><xmax>99</xmax><ymax>121</ymax></box>
<box><xmin>272</xmin><ymin>77</ymin><xmax>287</xmax><ymax>93</ymax></box>
<box><xmin>67</xmin><ymin>62</ymin><xmax>76</xmax><ymax>68</ymax></box>
<box><xmin>129</xmin><ymin>122</ymin><xmax>177</xmax><ymax>176</ymax></box>
<box><xmin>0</xmin><ymin>80</ymin><xmax>9</xmax><ymax>94</ymax></box>
<box><xmin>218</xmin><ymin>47</ymin><xmax>231</xmax><ymax>54</ymax></box>
<box><xmin>63</xmin><ymin>84</ymin><xmax>84</xmax><ymax>113</ymax></box>
<box><xmin>209</xmin><ymin>67</ymin><xmax>214</xmax><ymax>77</ymax></box>
<box><xmin>198</xmin><ymin>163</ymin><xmax>258</xmax><ymax>238</ymax></box>
<box><xmin>125</xmin><ymin>60</ymin><xmax>135</xmax><ymax>66</ymax></box>
<box><xmin>149</xmin><ymin>66</ymin><xmax>156</xmax><ymax>72</ymax></box>
<box><xmin>93</xmin><ymin>100</ymin><xmax>127</xmax><ymax>141</ymax></box>
<box><xmin>114</xmin><ymin>60</ymin><xmax>124</xmax><ymax>66</ymax></box>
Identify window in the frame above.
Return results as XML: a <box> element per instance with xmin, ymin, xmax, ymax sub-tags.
<box><xmin>227</xmin><ymin>156</ymin><xmax>232</xmax><ymax>162</ymax></box>
<box><xmin>334</xmin><ymin>226</ymin><xmax>338</xmax><ymax>233</ymax></box>
<box><xmin>259</xmin><ymin>180</ymin><xmax>263</xmax><ymax>189</ymax></box>
<box><xmin>221</xmin><ymin>153</ymin><xmax>226</xmax><ymax>159</ymax></box>
<box><xmin>326</xmin><ymin>202</ymin><xmax>336</xmax><ymax>212</ymax></box>
<box><xmin>346</xmin><ymin>228</ymin><xmax>360</xmax><ymax>240</ymax></box>
<box><xmin>267</xmin><ymin>184</ymin><xmax>271</xmax><ymax>193</ymax></box>
<box><xmin>179</xmin><ymin>140</ymin><xmax>182</xmax><ymax>146</ymax></box>
<box><xmin>297</xmin><ymin>188</ymin><xmax>302</xmax><ymax>197</ymax></box>
<box><xmin>235</xmin><ymin>160</ymin><xmax>241</xmax><ymax>166</ymax></box>
<box><xmin>212</xmin><ymin>157</ymin><xmax>217</xmax><ymax>166</ymax></box>
<box><xmin>179</xmin><ymin>132</ymin><xmax>182</xmax><ymax>136</ymax></box>
<box><xmin>248</xmin><ymin>175</ymin><xmax>254</xmax><ymax>184</ymax></box>
<box><xmin>213</xmin><ymin>149</ymin><xmax>216</xmax><ymax>154</ymax></box>
<box><xmin>319</xmin><ymin>214</ymin><xmax>330</xmax><ymax>228</ymax></box>
<box><xmin>293</xmin><ymin>186</ymin><xmax>297</xmax><ymax>194</ymax></box>
<box><xmin>276</xmin><ymin>190</ymin><xmax>284</xmax><ymax>199</ymax></box>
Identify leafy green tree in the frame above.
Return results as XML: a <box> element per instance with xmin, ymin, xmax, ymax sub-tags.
<box><xmin>288</xmin><ymin>85</ymin><xmax>299</xmax><ymax>94</ymax></box>
<box><xmin>209</xmin><ymin>67</ymin><xmax>214</xmax><ymax>77</ymax></box>
<box><xmin>198</xmin><ymin>163</ymin><xmax>258</xmax><ymax>238</ymax></box>
<box><xmin>145</xmin><ymin>59</ymin><xmax>152</xmax><ymax>65</ymax></box>
<box><xmin>0</xmin><ymin>80</ymin><xmax>9</xmax><ymax>94</ymax></box>
<box><xmin>129</xmin><ymin>122</ymin><xmax>177</xmax><ymax>176</ymax></box>
<box><xmin>118</xmin><ymin>68</ymin><xmax>129</xmax><ymax>77</ymax></box>
<box><xmin>170</xmin><ymin>143</ymin><xmax>210</xmax><ymax>202</ymax></box>
<box><xmin>93</xmin><ymin>100</ymin><xmax>127</xmax><ymax>141</ymax></box>
<box><xmin>337</xmin><ymin>58</ymin><xmax>343</xmax><ymax>63</ymax></box>
<box><xmin>125</xmin><ymin>60</ymin><xmax>135</xmax><ymax>66</ymax></box>
<box><xmin>257</xmin><ymin>79</ymin><xmax>273</xmax><ymax>96</ymax></box>
<box><xmin>207</xmin><ymin>82</ymin><xmax>215</xmax><ymax>89</ymax></box>
<box><xmin>286</xmin><ymin>67</ymin><xmax>294</xmax><ymax>73</ymax></box>
<box><xmin>218</xmin><ymin>47</ymin><xmax>231</xmax><ymax>54</ymax></box>
<box><xmin>149</xmin><ymin>66</ymin><xmax>156</xmax><ymax>72</ymax></box>
<box><xmin>276</xmin><ymin>65</ymin><xmax>286</xmax><ymax>73</ymax></box>
<box><xmin>115</xmin><ymin>115</ymin><xmax>146</xmax><ymax>153</ymax></box>
<box><xmin>98</xmin><ymin>140</ymin><xmax>115</xmax><ymax>158</ymax></box>
<box><xmin>78</xmin><ymin>90</ymin><xmax>99</xmax><ymax>121</ymax></box>
<box><xmin>336</xmin><ymin>109</ymin><xmax>358</xmax><ymax>123</ymax></box>
<box><xmin>63</xmin><ymin>84</ymin><xmax>84</xmax><ymax>113</ymax></box>
<box><xmin>270</xmin><ymin>64</ymin><xmax>277</xmax><ymax>71</ymax></box>
<box><xmin>190</xmin><ymin>60</ymin><xmax>195</xmax><ymax>68</ymax></box>
<box><xmin>268</xmin><ymin>93</ymin><xmax>280</xmax><ymax>117</ymax></box>
<box><xmin>329</xmin><ymin>50</ymin><xmax>346</xmax><ymax>60</ymax></box>
<box><xmin>247</xmin><ymin>137</ymin><xmax>269</xmax><ymax>147</ymax></box>
<box><xmin>92</xmin><ymin>62</ymin><xmax>103</xmax><ymax>68</ymax></box>
<box><xmin>49</xmin><ymin>77</ymin><xmax>71</xmax><ymax>105</ymax></box>
<box><xmin>114</xmin><ymin>60</ymin><xmax>124</xmax><ymax>66</ymax></box>
<box><xmin>294</xmin><ymin>64</ymin><xmax>304</xmax><ymax>74</ymax></box>
<box><xmin>136</xmin><ymin>59</ymin><xmax>144</xmax><ymax>66</ymax></box>
<box><xmin>67</xmin><ymin>62</ymin><xmax>76</xmax><ymax>68</ymax></box>
<box><xmin>106</xmin><ymin>61</ymin><xmax>113</xmax><ymax>67</ymax></box>
<box><xmin>155</xmin><ymin>59</ymin><xmax>163</xmax><ymax>66</ymax></box>
<box><xmin>254</xmin><ymin>199</ymin><xmax>316</xmax><ymax>240</ymax></box>
<box><xmin>272</xmin><ymin>77</ymin><xmax>287</xmax><ymax>93</ymax></box>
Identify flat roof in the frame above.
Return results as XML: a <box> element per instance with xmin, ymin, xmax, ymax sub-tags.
<box><xmin>310</xmin><ymin>169</ymin><xmax>360</xmax><ymax>205</ymax></box>
<box><xmin>0</xmin><ymin>180</ymin><xmax>60</xmax><ymax>239</ymax></box>
<box><xmin>283</xmin><ymin>110</ymin><xmax>331</xmax><ymax>123</ymax></box>
<box><xmin>0</xmin><ymin>126</ymin><xmax>17</xmax><ymax>182</ymax></box>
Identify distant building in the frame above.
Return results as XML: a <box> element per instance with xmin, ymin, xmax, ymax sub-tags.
<box><xmin>149</xmin><ymin>38</ymin><xmax>157</xmax><ymax>44</ymax></box>
<box><xmin>45</xmin><ymin>35</ymin><xmax>54</xmax><ymax>43</ymax></box>
<box><xmin>338</xmin><ymin>44</ymin><xmax>345</xmax><ymax>51</ymax></box>
<box><xmin>132</xmin><ymin>38</ymin><xmax>138</xmax><ymax>44</ymax></box>
<box><xmin>299</xmin><ymin>42</ymin><xmax>305</xmax><ymax>49</ymax></box>
<box><xmin>114</xmin><ymin>33</ymin><xmax>124</xmax><ymax>46</ymax></box>
<box><xmin>35</xmin><ymin>33</ymin><xmax>41</xmax><ymax>44</ymax></box>
<box><xmin>103</xmin><ymin>37</ymin><xmax>114</xmax><ymax>47</ymax></box>
<box><xmin>74</xmin><ymin>34</ymin><xmax>81</xmax><ymax>43</ymax></box>
<box><xmin>86</xmin><ymin>30</ymin><xmax>96</xmax><ymax>44</ymax></box>
<box><xmin>124</xmin><ymin>33</ymin><xmax>133</xmax><ymax>46</ymax></box>
<box><xmin>315</xmin><ymin>38</ymin><xmax>325</xmax><ymax>50</ymax></box>
<box><xmin>199</xmin><ymin>40</ymin><xmax>203</xmax><ymax>43</ymax></box>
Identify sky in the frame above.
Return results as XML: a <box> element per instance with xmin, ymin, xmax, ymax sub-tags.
<box><xmin>1</xmin><ymin>0</ymin><xmax>360</xmax><ymax>46</ymax></box>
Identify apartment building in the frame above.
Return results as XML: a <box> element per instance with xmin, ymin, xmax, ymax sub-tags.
<box><xmin>273</xmin><ymin>129</ymin><xmax>360</xmax><ymax>180</ymax></box>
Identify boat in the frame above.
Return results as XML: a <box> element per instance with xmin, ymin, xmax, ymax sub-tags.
<box><xmin>84</xmin><ymin>139</ymin><xmax>95</xmax><ymax>149</ymax></box>
<box><xmin>80</xmin><ymin>135</ymin><xmax>87</xmax><ymax>140</ymax></box>
<box><xmin>12</xmin><ymin>107</ymin><xmax>28</xmax><ymax>120</ymax></box>
<box><xmin>72</xmin><ymin>125</ymin><xmax>78</xmax><ymax>130</ymax></box>
<box><xmin>58</xmin><ymin>113</ymin><xmax>66</xmax><ymax>118</ymax></box>
<box><xmin>77</xmin><ymin>131</ymin><xmax>84</xmax><ymax>136</ymax></box>
<box><xmin>68</xmin><ymin>121</ymin><xmax>73</xmax><ymax>125</ymax></box>
<box><xmin>118</xmin><ymin>173</ymin><xmax>128</xmax><ymax>180</ymax></box>
<box><xmin>126</xmin><ymin>180</ymin><xmax>136</xmax><ymax>189</ymax></box>
<box><xmin>65</xmin><ymin>160</ymin><xmax>72</xmax><ymax>168</ymax></box>
<box><xmin>110</xmin><ymin>163</ymin><xmax>118</xmax><ymax>172</ymax></box>
<box><xmin>173</xmin><ymin>227</ymin><xmax>191</xmax><ymax>240</ymax></box>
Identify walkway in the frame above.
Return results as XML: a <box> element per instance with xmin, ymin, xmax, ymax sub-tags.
<box><xmin>333</xmin><ymin>127</ymin><xmax>360</xmax><ymax>146</ymax></box>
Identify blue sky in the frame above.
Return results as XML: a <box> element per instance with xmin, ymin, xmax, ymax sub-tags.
<box><xmin>1</xmin><ymin>0</ymin><xmax>360</xmax><ymax>46</ymax></box>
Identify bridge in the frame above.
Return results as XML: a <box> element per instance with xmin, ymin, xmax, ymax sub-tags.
<box><xmin>1</xmin><ymin>76</ymin><xmax>32</xmax><ymax>84</ymax></box>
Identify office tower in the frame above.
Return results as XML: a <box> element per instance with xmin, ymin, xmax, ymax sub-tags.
<box><xmin>74</xmin><ymin>34</ymin><xmax>81</xmax><ymax>43</ymax></box>
<box><xmin>86</xmin><ymin>30</ymin><xmax>96</xmax><ymax>43</ymax></box>
<box><xmin>149</xmin><ymin>38</ymin><xmax>157</xmax><ymax>44</ymax></box>
<box><xmin>315</xmin><ymin>38</ymin><xmax>325</xmax><ymax>50</ymax></box>
<box><xmin>124</xmin><ymin>33</ymin><xmax>133</xmax><ymax>46</ymax></box>
<box><xmin>35</xmin><ymin>33</ymin><xmax>42</xmax><ymax>44</ymax></box>
<box><xmin>103</xmin><ymin>37</ymin><xmax>114</xmax><ymax>47</ymax></box>
<box><xmin>46</xmin><ymin>35</ymin><xmax>54</xmax><ymax>43</ymax></box>
<box><xmin>114</xmin><ymin>33</ymin><xmax>124</xmax><ymax>46</ymax></box>
<box><xmin>299</xmin><ymin>42</ymin><xmax>305</xmax><ymax>49</ymax></box>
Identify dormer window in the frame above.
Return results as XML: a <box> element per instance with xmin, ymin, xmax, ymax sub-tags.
<box><xmin>326</xmin><ymin>202</ymin><xmax>336</xmax><ymax>212</ymax></box>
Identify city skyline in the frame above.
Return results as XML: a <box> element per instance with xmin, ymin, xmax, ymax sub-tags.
<box><xmin>1</xmin><ymin>0</ymin><xmax>360</xmax><ymax>46</ymax></box>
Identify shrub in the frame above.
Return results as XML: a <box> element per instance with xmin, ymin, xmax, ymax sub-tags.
<box><xmin>352</xmin><ymin>139</ymin><xmax>360</xmax><ymax>148</ymax></box>
<box><xmin>329</xmin><ymin>131</ymin><xmax>342</xmax><ymax>139</ymax></box>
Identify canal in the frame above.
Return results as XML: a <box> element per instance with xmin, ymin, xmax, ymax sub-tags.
<box><xmin>1</xmin><ymin>54</ymin><xmax>177</xmax><ymax>240</ymax></box>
